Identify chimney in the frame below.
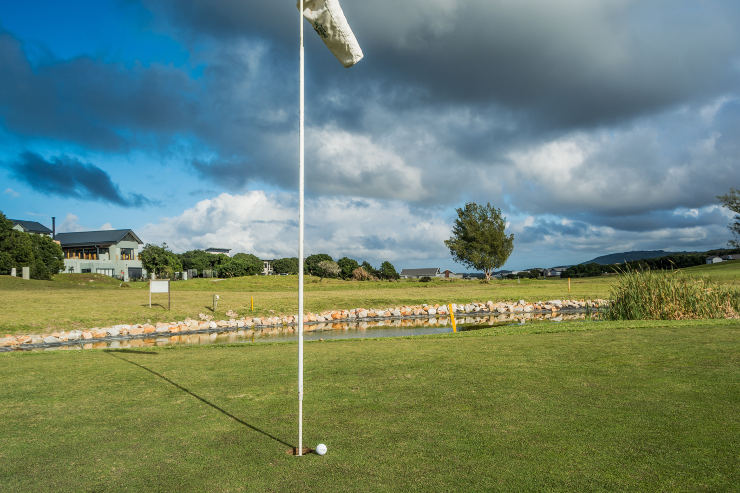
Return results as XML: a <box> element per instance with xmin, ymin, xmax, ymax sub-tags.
<box><xmin>52</xmin><ymin>216</ymin><xmax>56</xmax><ymax>239</ymax></box>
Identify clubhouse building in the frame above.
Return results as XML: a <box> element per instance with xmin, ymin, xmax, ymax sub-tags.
<box><xmin>56</xmin><ymin>229</ymin><xmax>144</xmax><ymax>281</ymax></box>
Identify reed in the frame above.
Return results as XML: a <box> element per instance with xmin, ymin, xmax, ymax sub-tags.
<box><xmin>605</xmin><ymin>268</ymin><xmax>739</xmax><ymax>320</ymax></box>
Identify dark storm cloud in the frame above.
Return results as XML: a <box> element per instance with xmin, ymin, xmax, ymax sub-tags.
<box><xmin>7</xmin><ymin>152</ymin><xmax>154</xmax><ymax>207</ymax></box>
<box><xmin>147</xmin><ymin>0</ymin><xmax>740</xmax><ymax>129</ymax></box>
<box><xmin>0</xmin><ymin>30</ymin><xmax>197</xmax><ymax>151</ymax></box>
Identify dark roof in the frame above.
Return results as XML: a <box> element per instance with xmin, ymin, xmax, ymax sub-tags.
<box><xmin>9</xmin><ymin>219</ymin><xmax>52</xmax><ymax>234</ymax></box>
<box><xmin>205</xmin><ymin>248</ymin><xmax>231</xmax><ymax>253</ymax></box>
<box><xmin>400</xmin><ymin>268</ymin><xmax>440</xmax><ymax>277</ymax></box>
<box><xmin>55</xmin><ymin>229</ymin><xmax>143</xmax><ymax>247</ymax></box>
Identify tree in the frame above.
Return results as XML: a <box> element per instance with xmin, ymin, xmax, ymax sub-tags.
<box><xmin>272</xmin><ymin>257</ymin><xmax>299</xmax><ymax>275</ymax></box>
<box><xmin>360</xmin><ymin>261</ymin><xmax>378</xmax><ymax>278</ymax></box>
<box><xmin>179</xmin><ymin>250</ymin><xmax>216</xmax><ymax>273</ymax></box>
<box><xmin>337</xmin><ymin>257</ymin><xmax>359</xmax><ymax>279</ymax></box>
<box><xmin>219</xmin><ymin>253</ymin><xmax>262</xmax><ymax>278</ymax></box>
<box><xmin>718</xmin><ymin>188</ymin><xmax>740</xmax><ymax>247</ymax></box>
<box><xmin>444</xmin><ymin>202</ymin><xmax>514</xmax><ymax>281</ymax></box>
<box><xmin>305</xmin><ymin>253</ymin><xmax>333</xmax><ymax>276</ymax></box>
<box><xmin>139</xmin><ymin>243</ymin><xmax>182</xmax><ymax>279</ymax></box>
<box><xmin>378</xmin><ymin>261</ymin><xmax>399</xmax><ymax>280</ymax></box>
<box><xmin>316</xmin><ymin>260</ymin><xmax>341</xmax><ymax>279</ymax></box>
<box><xmin>0</xmin><ymin>211</ymin><xmax>62</xmax><ymax>279</ymax></box>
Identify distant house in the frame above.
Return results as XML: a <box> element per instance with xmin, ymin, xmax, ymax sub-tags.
<box><xmin>706</xmin><ymin>256</ymin><xmax>724</xmax><ymax>264</ymax></box>
<box><xmin>262</xmin><ymin>259</ymin><xmax>274</xmax><ymax>276</ymax></box>
<box><xmin>441</xmin><ymin>269</ymin><xmax>463</xmax><ymax>279</ymax></box>
<box><xmin>56</xmin><ymin>229</ymin><xmax>144</xmax><ymax>281</ymax></box>
<box><xmin>9</xmin><ymin>219</ymin><xmax>52</xmax><ymax>236</ymax></box>
<box><xmin>400</xmin><ymin>268</ymin><xmax>440</xmax><ymax>279</ymax></box>
<box><xmin>205</xmin><ymin>248</ymin><xmax>231</xmax><ymax>255</ymax></box>
<box><xmin>722</xmin><ymin>254</ymin><xmax>740</xmax><ymax>261</ymax></box>
<box><xmin>544</xmin><ymin>266</ymin><xmax>569</xmax><ymax>277</ymax></box>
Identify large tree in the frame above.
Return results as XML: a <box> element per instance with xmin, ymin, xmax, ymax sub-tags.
<box><xmin>337</xmin><ymin>257</ymin><xmax>359</xmax><ymax>279</ymax></box>
<box><xmin>0</xmin><ymin>211</ymin><xmax>62</xmax><ymax>279</ymax></box>
<box><xmin>717</xmin><ymin>188</ymin><xmax>740</xmax><ymax>247</ymax></box>
<box><xmin>220</xmin><ymin>253</ymin><xmax>262</xmax><ymax>278</ymax></box>
<box><xmin>378</xmin><ymin>261</ymin><xmax>400</xmax><ymax>280</ymax></box>
<box><xmin>139</xmin><ymin>243</ymin><xmax>182</xmax><ymax>279</ymax></box>
<box><xmin>444</xmin><ymin>202</ymin><xmax>514</xmax><ymax>281</ymax></box>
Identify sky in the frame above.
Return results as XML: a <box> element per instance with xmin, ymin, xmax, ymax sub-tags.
<box><xmin>0</xmin><ymin>0</ymin><xmax>739</xmax><ymax>271</ymax></box>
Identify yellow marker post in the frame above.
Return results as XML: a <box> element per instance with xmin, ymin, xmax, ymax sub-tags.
<box><xmin>448</xmin><ymin>304</ymin><xmax>457</xmax><ymax>333</ymax></box>
<box><xmin>568</xmin><ymin>277</ymin><xmax>571</xmax><ymax>294</ymax></box>
<box><xmin>251</xmin><ymin>296</ymin><xmax>254</xmax><ymax>312</ymax></box>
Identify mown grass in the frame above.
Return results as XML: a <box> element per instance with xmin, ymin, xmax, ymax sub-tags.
<box><xmin>606</xmin><ymin>266</ymin><xmax>740</xmax><ymax>320</ymax></box>
<box><xmin>0</xmin><ymin>319</ymin><xmax>737</xmax><ymax>491</ymax></box>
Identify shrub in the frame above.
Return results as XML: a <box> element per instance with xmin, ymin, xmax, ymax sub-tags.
<box><xmin>316</xmin><ymin>260</ymin><xmax>340</xmax><ymax>279</ymax></box>
<box><xmin>272</xmin><ymin>257</ymin><xmax>299</xmax><ymax>275</ymax></box>
<box><xmin>419</xmin><ymin>276</ymin><xmax>432</xmax><ymax>283</ymax></box>
<box><xmin>605</xmin><ymin>269</ymin><xmax>739</xmax><ymax>320</ymax></box>
<box><xmin>351</xmin><ymin>267</ymin><xmax>375</xmax><ymax>281</ymax></box>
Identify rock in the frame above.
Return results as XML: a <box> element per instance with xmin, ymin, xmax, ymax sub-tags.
<box><xmin>208</xmin><ymin>321</ymin><xmax>217</xmax><ymax>329</ymax></box>
<box><xmin>43</xmin><ymin>336</ymin><xmax>60</xmax><ymax>344</ymax></box>
<box><xmin>427</xmin><ymin>308</ymin><xmax>437</xmax><ymax>315</ymax></box>
<box><xmin>128</xmin><ymin>327</ymin><xmax>144</xmax><ymax>336</ymax></box>
<box><xmin>106</xmin><ymin>327</ymin><xmax>121</xmax><ymax>337</ymax></box>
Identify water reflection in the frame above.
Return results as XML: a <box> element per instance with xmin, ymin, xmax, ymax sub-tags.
<box><xmin>11</xmin><ymin>312</ymin><xmax>597</xmax><ymax>352</ymax></box>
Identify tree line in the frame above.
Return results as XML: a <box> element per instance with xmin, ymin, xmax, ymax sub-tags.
<box><xmin>138</xmin><ymin>243</ymin><xmax>399</xmax><ymax>280</ymax></box>
<box><xmin>0</xmin><ymin>212</ymin><xmax>63</xmax><ymax>280</ymax></box>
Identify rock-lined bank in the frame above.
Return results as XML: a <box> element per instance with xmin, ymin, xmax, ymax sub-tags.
<box><xmin>0</xmin><ymin>299</ymin><xmax>608</xmax><ymax>349</ymax></box>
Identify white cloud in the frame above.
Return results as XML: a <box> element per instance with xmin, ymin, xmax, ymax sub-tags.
<box><xmin>140</xmin><ymin>191</ymin><xmax>451</xmax><ymax>265</ymax></box>
<box><xmin>3</xmin><ymin>188</ymin><xmax>19</xmax><ymax>198</ymax></box>
<box><xmin>59</xmin><ymin>213</ymin><xmax>85</xmax><ymax>232</ymax></box>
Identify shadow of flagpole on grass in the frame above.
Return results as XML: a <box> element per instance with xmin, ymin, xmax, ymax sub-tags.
<box><xmin>104</xmin><ymin>349</ymin><xmax>294</xmax><ymax>449</ymax></box>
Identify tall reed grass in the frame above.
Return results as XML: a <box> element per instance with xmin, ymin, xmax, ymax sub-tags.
<box><xmin>605</xmin><ymin>269</ymin><xmax>740</xmax><ymax>320</ymax></box>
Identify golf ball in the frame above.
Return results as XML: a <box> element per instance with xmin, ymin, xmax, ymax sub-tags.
<box><xmin>316</xmin><ymin>443</ymin><xmax>327</xmax><ymax>456</ymax></box>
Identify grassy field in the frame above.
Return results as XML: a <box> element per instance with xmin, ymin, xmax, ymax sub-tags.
<box><xmin>1</xmin><ymin>319</ymin><xmax>737</xmax><ymax>491</ymax></box>
<box><xmin>0</xmin><ymin>261</ymin><xmax>736</xmax><ymax>335</ymax></box>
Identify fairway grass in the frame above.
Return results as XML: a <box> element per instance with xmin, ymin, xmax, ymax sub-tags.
<box><xmin>1</xmin><ymin>320</ymin><xmax>737</xmax><ymax>491</ymax></box>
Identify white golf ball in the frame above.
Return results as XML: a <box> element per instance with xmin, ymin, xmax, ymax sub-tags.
<box><xmin>316</xmin><ymin>443</ymin><xmax>327</xmax><ymax>456</ymax></box>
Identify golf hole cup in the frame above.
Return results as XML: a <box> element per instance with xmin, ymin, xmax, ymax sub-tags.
<box><xmin>316</xmin><ymin>443</ymin><xmax>327</xmax><ymax>456</ymax></box>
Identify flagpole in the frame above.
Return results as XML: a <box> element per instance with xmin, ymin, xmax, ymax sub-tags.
<box><xmin>297</xmin><ymin>0</ymin><xmax>305</xmax><ymax>457</ymax></box>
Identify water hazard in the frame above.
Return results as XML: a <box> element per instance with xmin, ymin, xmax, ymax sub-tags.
<box><xmin>5</xmin><ymin>311</ymin><xmax>598</xmax><ymax>352</ymax></box>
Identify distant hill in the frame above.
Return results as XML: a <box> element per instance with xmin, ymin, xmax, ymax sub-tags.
<box><xmin>580</xmin><ymin>250</ymin><xmax>692</xmax><ymax>265</ymax></box>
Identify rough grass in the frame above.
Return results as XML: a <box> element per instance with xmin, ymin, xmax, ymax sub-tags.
<box><xmin>0</xmin><ymin>262</ymin><xmax>736</xmax><ymax>335</ymax></box>
<box><xmin>0</xmin><ymin>274</ymin><xmax>613</xmax><ymax>334</ymax></box>
<box><xmin>605</xmin><ymin>268</ymin><xmax>740</xmax><ymax>320</ymax></box>
<box><xmin>0</xmin><ymin>319</ymin><xmax>738</xmax><ymax>491</ymax></box>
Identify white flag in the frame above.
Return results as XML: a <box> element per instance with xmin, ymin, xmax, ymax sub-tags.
<box><xmin>299</xmin><ymin>0</ymin><xmax>364</xmax><ymax>67</ymax></box>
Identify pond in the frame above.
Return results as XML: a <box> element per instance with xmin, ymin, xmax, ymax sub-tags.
<box><xmin>4</xmin><ymin>311</ymin><xmax>598</xmax><ymax>352</ymax></box>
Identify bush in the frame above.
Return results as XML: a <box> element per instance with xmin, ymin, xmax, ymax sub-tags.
<box><xmin>605</xmin><ymin>269</ymin><xmax>739</xmax><ymax>320</ymax></box>
<box><xmin>272</xmin><ymin>257</ymin><xmax>299</xmax><ymax>275</ymax></box>
<box><xmin>419</xmin><ymin>276</ymin><xmax>432</xmax><ymax>283</ymax></box>
<box><xmin>316</xmin><ymin>260</ymin><xmax>340</xmax><ymax>279</ymax></box>
<box><xmin>305</xmin><ymin>254</ymin><xmax>333</xmax><ymax>276</ymax></box>
<box><xmin>351</xmin><ymin>267</ymin><xmax>375</xmax><ymax>281</ymax></box>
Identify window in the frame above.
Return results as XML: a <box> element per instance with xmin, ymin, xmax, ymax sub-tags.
<box><xmin>120</xmin><ymin>248</ymin><xmax>134</xmax><ymax>260</ymax></box>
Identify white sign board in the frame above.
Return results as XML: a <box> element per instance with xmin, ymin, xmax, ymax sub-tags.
<box><xmin>150</xmin><ymin>280</ymin><xmax>170</xmax><ymax>293</ymax></box>
<box><xmin>149</xmin><ymin>279</ymin><xmax>171</xmax><ymax>309</ymax></box>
